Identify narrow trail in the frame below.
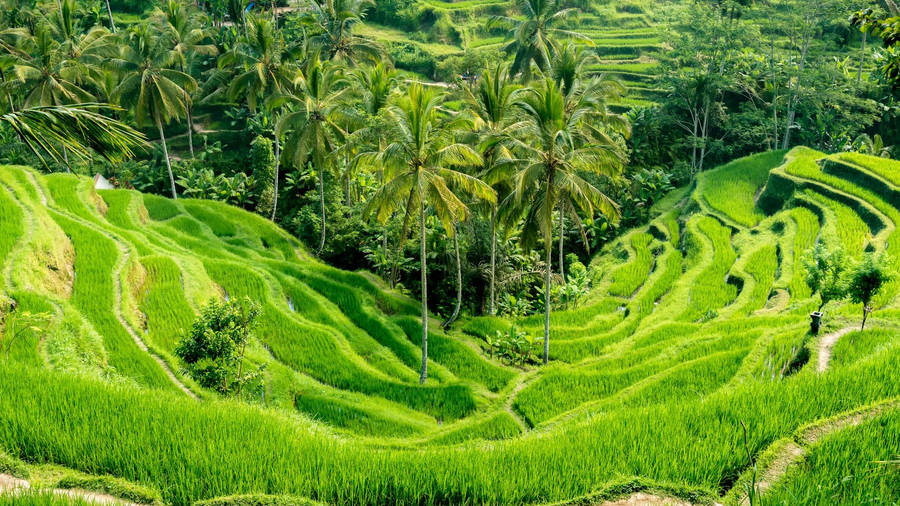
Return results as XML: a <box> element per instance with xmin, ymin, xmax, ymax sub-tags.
<box><xmin>728</xmin><ymin>326</ymin><xmax>887</xmax><ymax>504</ymax></box>
<box><xmin>0</xmin><ymin>181</ymin><xmax>32</xmax><ymax>290</ymax></box>
<box><xmin>504</xmin><ymin>370</ymin><xmax>538</xmax><ymax>431</ymax></box>
<box><xmin>23</xmin><ymin>172</ymin><xmax>196</xmax><ymax>399</ymax></box>
<box><xmin>733</xmin><ymin>399</ymin><xmax>900</xmax><ymax>505</ymax></box>
<box><xmin>25</xmin><ymin>171</ymin><xmax>48</xmax><ymax>207</ymax></box>
<box><xmin>0</xmin><ymin>474</ymin><xmax>139</xmax><ymax>505</ymax></box>
<box><xmin>599</xmin><ymin>493</ymin><xmax>692</xmax><ymax>506</ymax></box>
<box><xmin>816</xmin><ymin>326</ymin><xmax>856</xmax><ymax>373</ymax></box>
<box><xmin>111</xmin><ymin>241</ymin><xmax>197</xmax><ymax>399</ymax></box>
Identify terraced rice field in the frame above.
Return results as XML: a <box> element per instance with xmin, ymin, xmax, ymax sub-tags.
<box><xmin>1</xmin><ymin>147</ymin><xmax>899</xmax><ymax>505</ymax></box>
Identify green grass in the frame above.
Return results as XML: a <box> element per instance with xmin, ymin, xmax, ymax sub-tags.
<box><xmin>785</xmin><ymin>207</ymin><xmax>819</xmax><ymax>301</ymax></box>
<box><xmin>680</xmin><ymin>216</ymin><xmax>738</xmax><ymax>322</ymax></box>
<box><xmin>698</xmin><ymin>150</ymin><xmax>788</xmax><ymax>227</ymax></box>
<box><xmin>607</xmin><ymin>232</ymin><xmax>656</xmax><ymax>297</ymax></box>
<box><xmin>763</xmin><ymin>408</ymin><xmax>900</xmax><ymax>505</ymax></box>
<box><xmin>0</xmin><ymin>491</ymin><xmax>97</xmax><ymax>506</ymax></box>
<box><xmin>2</xmin><ymin>340</ymin><xmax>898</xmax><ymax>505</ymax></box>
<box><xmin>139</xmin><ymin>255</ymin><xmax>197</xmax><ymax>352</ymax></box>
<box><xmin>46</xmin><ymin>211</ymin><xmax>177</xmax><ymax>391</ymax></box>
<box><xmin>3</xmin><ymin>147</ymin><xmax>900</xmax><ymax>505</ymax></box>
<box><xmin>803</xmin><ymin>191</ymin><xmax>871</xmax><ymax>257</ymax></box>
<box><xmin>834</xmin><ymin>152</ymin><xmax>900</xmax><ymax>186</ymax></box>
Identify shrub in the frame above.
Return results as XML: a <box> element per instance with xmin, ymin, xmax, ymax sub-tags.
<box><xmin>249</xmin><ymin>136</ymin><xmax>276</xmax><ymax>218</ymax></box>
<box><xmin>801</xmin><ymin>243</ymin><xmax>847</xmax><ymax>312</ymax></box>
<box><xmin>175</xmin><ymin>297</ymin><xmax>261</xmax><ymax>395</ymax></box>
<box><xmin>486</xmin><ymin>326</ymin><xmax>540</xmax><ymax>366</ymax></box>
<box><xmin>385</xmin><ymin>42</ymin><xmax>436</xmax><ymax>77</ymax></box>
<box><xmin>847</xmin><ymin>252</ymin><xmax>893</xmax><ymax>330</ymax></box>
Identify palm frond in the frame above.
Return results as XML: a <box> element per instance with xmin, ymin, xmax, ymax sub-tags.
<box><xmin>2</xmin><ymin>103</ymin><xmax>149</xmax><ymax>166</ymax></box>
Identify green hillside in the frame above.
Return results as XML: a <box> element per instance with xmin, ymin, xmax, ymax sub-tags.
<box><xmin>2</xmin><ymin>147</ymin><xmax>899</xmax><ymax>504</ymax></box>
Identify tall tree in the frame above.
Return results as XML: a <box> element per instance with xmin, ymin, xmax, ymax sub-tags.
<box><xmin>276</xmin><ymin>52</ymin><xmax>349</xmax><ymax>256</ymax></box>
<box><xmin>506</xmin><ymin>78</ymin><xmax>625</xmax><ymax>364</ymax></box>
<box><xmin>5</xmin><ymin>24</ymin><xmax>95</xmax><ymax>109</ymax></box>
<box><xmin>214</xmin><ymin>15</ymin><xmax>298</xmax><ymax>217</ymax></box>
<box><xmin>847</xmin><ymin>252</ymin><xmax>892</xmax><ymax>331</ymax></box>
<box><xmin>780</xmin><ymin>0</ymin><xmax>837</xmax><ymax>149</ymax></box>
<box><xmin>157</xmin><ymin>0</ymin><xmax>217</xmax><ymax>158</ymax></box>
<box><xmin>4</xmin><ymin>5</ymin><xmax>114</xmax><ymax>169</ymax></box>
<box><xmin>303</xmin><ymin>0</ymin><xmax>381</xmax><ymax>65</ymax></box>
<box><xmin>547</xmin><ymin>43</ymin><xmax>626</xmax><ymax>278</ymax></box>
<box><xmin>365</xmin><ymin>83</ymin><xmax>494</xmax><ymax>383</ymax></box>
<box><xmin>491</xmin><ymin>0</ymin><xmax>587</xmax><ymax>81</ymax></box>
<box><xmin>110</xmin><ymin>23</ymin><xmax>197</xmax><ymax>199</ymax></box>
<box><xmin>353</xmin><ymin>62</ymin><xmax>397</xmax><ymax>281</ymax></box>
<box><xmin>464</xmin><ymin>63</ymin><xmax>519</xmax><ymax>316</ymax></box>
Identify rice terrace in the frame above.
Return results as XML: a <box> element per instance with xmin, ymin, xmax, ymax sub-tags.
<box><xmin>1</xmin><ymin>0</ymin><xmax>900</xmax><ymax>504</ymax></box>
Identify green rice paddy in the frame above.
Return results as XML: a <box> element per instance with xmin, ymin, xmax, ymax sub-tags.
<box><xmin>1</xmin><ymin>147</ymin><xmax>899</xmax><ymax>505</ymax></box>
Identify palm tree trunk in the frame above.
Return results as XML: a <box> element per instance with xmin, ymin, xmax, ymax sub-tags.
<box><xmin>770</xmin><ymin>37</ymin><xmax>778</xmax><ymax>148</ymax></box>
<box><xmin>489</xmin><ymin>207</ymin><xmax>496</xmax><ymax>316</ymax></box>
<box><xmin>186</xmin><ymin>100</ymin><xmax>195</xmax><ymax>158</ymax></box>
<box><xmin>558</xmin><ymin>206</ymin><xmax>565</xmax><ymax>279</ymax></box>
<box><xmin>345</xmin><ymin>172</ymin><xmax>352</xmax><ymax>207</ymax></box>
<box><xmin>104</xmin><ymin>0</ymin><xmax>116</xmax><ymax>33</ymax></box>
<box><xmin>270</xmin><ymin>137</ymin><xmax>280</xmax><ymax>221</ymax></box>
<box><xmin>857</xmin><ymin>31</ymin><xmax>867</xmax><ymax>87</ymax></box>
<box><xmin>443</xmin><ymin>224</ymin><xmax>462</xmax><ymax>329</ymax></box>
<box><xmin>0</xmin><ymin>69</ymin><xmax>14</xmax><ymax>111</ymax></box>
<box><xmin>559</xmin><ymin>205</ymin><xmax>567</xmax><ymax>309</ymax></box>
<box><xmin>782</xmin><ymin>20</ymin><xmax>811</xmax><ymax>150</ymax></box>
<box><xmin>884</xmin><ymin>0</ymin><xmax>900</xmax><ymax>16</ymax></box>
<box><xmin>344</xmin><ymin>146</ymin><xmax>352</xmax><ymax>207</ymax></box>
<box><xmin>419</xmin><ymin>200</ymin><xmax>428</xmax><ymax>384</ymax></box>
<box><xmin>62</xmin><ymin>145</ymin><xmax>70</xmax><ymax>173</ymax></box>
<box><xmin>381</xmin><ymin>167</ymin><xmax>389</xmax><ymax>282</ymax></box>
<box><xmin>157</xmin><ymin>115</ymin><xmax>178</xmax><ymax>199</ymax></box>
<box><xmin>543</xmin><ymin>237</ymin><xmax>551</xmax><ymax>365</ymax></box>
<box><xmin>317</xmin><ymin>166</ymin><xmax>326</xmax><ymax>256</ymax></box>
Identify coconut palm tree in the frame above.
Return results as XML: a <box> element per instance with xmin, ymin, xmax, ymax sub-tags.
<box><xmin>110</xmin><ymin>23</ymin><xmax>197</xmax><ymax>199</ymax></box>
<box><xmin>2</xmin><ymin>25</ymin><xmax>93</xmax><ymax>110</ymax></box>
<box><xmin>156</xmin><ymin>0</ymin><xmax>217</xmax><ymax>158</ymax></box>
<box><xmin>276</xmin><ymin>52</ymin><xmax>349</xmax><ymax>256</ymax></box>
<box><xmin>4</xmin><ymin>8</ymin><xmax>114</xmax><ymax>169</ymax></box>
<box><xmin>365</xmin><ymin>83</ymin><xmax>495</xmax><ymax>383</ymax></box>
<box><xmin>213</xmin><ymin>15</ymin><xmax>298</xmax><ymax>217</ymax></box>
<box><xmin>491</xmin><ymin>0</ymin><xmax>588</xmax><ymax>81</ymax></box>
<box><xmin>464</xmin><ymin>63</ymin><xmax>520</xmax><ymax>316</ymax></box>
<box><xmin>352</xmin><ymin>62</ymin><xmax>397</xmax><ymax>279</ymax></box>
<box><xmin>216</xmin><ymin>15</ymin><xmax>298</xmax><ymax>112</ymax></box>
<box><xmin>103</xmin><ymin>0</ymin><xmax>116</xmax><ymax>33</ymax></box>
<box><xmin>1</xmin><ymin>103</ymin><xmax>148</xmax><ymax>167</ymax></box>
<box><xmin>303</xmin><ymin>0</ymin><xmax>381</xmax><ymax>65</ymax></box>
<box><xmin>506</xmin><ymin>78</ymin><xmax>626</xmax><ymax>364</ymax></box>
<box><xmin>549</xmin><ymin>39</ymin><xmax>597</xmax><ymax>97</ymax></box>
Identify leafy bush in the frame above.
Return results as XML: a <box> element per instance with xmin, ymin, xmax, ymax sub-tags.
<box><xmin>0</xmin><ymin>450</ymin><xmax>28</xmax><ymax>478</ymax></box>
<box><xmin>384</xmin><ymin>42</ymin><xmax>436</xmax><ymax>77</ymax></box>
<box><xmin>175</xmin><ymin>297</ymin><xmax>261</xmax><ymax>395</ymax></box>
<box><xmin>55</xmin><ymin>473</ymin><xmax>163</xmax><ymax>505</ymax></box>
<box><xmin>801</xmin><ymin>243</ymin><xmax>848</xmax><ymax>312</ymax></box>
<box><xmin>249</xmin><ymin>136</ymin><xmax>276</xmax><ymax>217</ymax></box>
<box><xmin>847</xmin><ymin>252</ymin><xmax>893</xmax><ymax>330</ymax></box>
<box><xmin>485</xmin><ymin>326</ymin><xmax>540</xmax><ymax>366</ymax></box>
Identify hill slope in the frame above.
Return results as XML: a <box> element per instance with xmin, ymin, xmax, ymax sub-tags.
<box><xmin>1</xmin><ymin>148</ymin><xmax>900</xmax><ymax>505</ymax></box>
